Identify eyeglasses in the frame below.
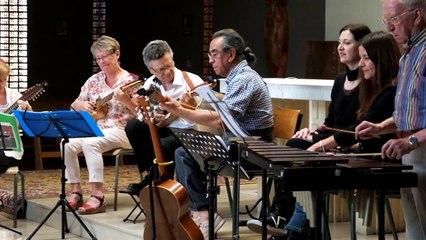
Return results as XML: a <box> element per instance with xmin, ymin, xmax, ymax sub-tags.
<box><xmin>382</xmin><ymin>8</ymin><xmax>415</xmax><ymax>25</ymax></box>
<box><xmin>94</xmin><ymin>51</ymin><xmax>115</xmax><ymax>62</ymax></box>
<box><xmin>150</xmin><ymin>63</ymin><xmax>174</xmax><ymax>74</ymax></box>
<box><xmin>208</xmin><ymin>49</ymin><xmax>228</xmax><ymax>59</ymax></box>
<box><xmin>208</xmin><ymin>50</ymin><xmax>221</xmax><ymax>59</ymax></box>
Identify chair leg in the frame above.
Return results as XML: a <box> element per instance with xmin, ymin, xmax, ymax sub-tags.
<box><xmin>20</xmin><ymin>171</ymin><xmax>25</xmax><ymax>216</ymax></box>
<box><xmin>114</xmin><ymin>153</ymin><xmax>122</xmax><ymax>211</ymax></box>
<box><xmin>12</xmin><ymin>171</ymin><xmax>25</xmax><ymax>228</ymax></box>
<box><xmin>13</xmin><ymin>173</ymin><xmax>18</xmax><ymax>228</ymax></box>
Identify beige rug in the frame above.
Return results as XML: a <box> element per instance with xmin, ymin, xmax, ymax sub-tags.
<box><xmin>0</xmin><ymin>165</ymin><xmax>140</xmax><ymax>200</ymax></box>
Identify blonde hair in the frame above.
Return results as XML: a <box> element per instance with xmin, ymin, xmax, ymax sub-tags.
<box><xmin>90</xmin><ymin>35</ymin><xmax>120</xmax><ymax>55</ymax></box>
<box><xmin>0</xmin><ymin>58</ymin><xmax>10</xmax><ymax>82</ymax></box>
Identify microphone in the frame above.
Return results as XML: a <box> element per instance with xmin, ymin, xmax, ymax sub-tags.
<box><xmin>153</xmin><ymin>77</ymin><xmax>162</xmax><ymax>85</ymax></box>
<box><xmin>136</xmin><ymin>88</ymin><xmax>148</xmax><ymax>96</ymax></box>
<box><xmin>206</xmin><ymin>76</ymin><xmax>219</xmax><ymax>84</ymax></box>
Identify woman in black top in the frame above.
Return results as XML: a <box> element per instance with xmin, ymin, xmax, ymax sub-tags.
<box><xmin>287</xmin><ymin>24</ymin><xmax>371</xmax><ymax>149</ymax></box>
<box><xmin>247</xmin><ymin>24</ymin><xmax>372</xmax><ymax>237</ymax></box>
<box><xmin>307</xmin><ymin>31</ymin><xmax>401</xmax><ymax>154</ymax></box>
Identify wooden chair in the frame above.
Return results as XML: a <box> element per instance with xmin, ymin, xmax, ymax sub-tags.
<box><xmin>273</xmin><ymin>107</ymin><xmax>303</xmax><ymax>144</ymax></box>
<box><xmin>2</xmin><ymin>166</ymin><xmax>25</xmax><ymax>228</ymax></box>
<box><xmin>33</xmin><ymin>137</ymin><xmax>134</xmax><ymax>211</ymax></box>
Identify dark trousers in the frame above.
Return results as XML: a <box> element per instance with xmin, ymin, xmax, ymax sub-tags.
<box><xmin>174</xmin><ymin>126</ymin><xmax>275</xmax><ymax>211</ymax></box>
<box><xmin>125</xmin><ymin>118</ymin><xmax>180</xmax><ymax>177</ymax></box>
<box><xmin>175</xmin><ymin>146</ymin><xmax>208</xmax><ymax>211</ymax></box>
<box><xmin>0</xmin><ymin>150</ymin><xmax>20</xmax><ymax>174</ymax></box>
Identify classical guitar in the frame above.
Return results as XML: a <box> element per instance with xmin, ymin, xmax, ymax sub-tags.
<box><xmin>137</xmin><ymin>97</ymin><xmax>203</xmax><ymax>240</ymax></box>
<box><xmin>137</xmin><ymin>84</ymin><xmax>198</xmax><ymax>111</ymax></box>
<box><xmin>4</xmin><ymin>81</ymin><xmax>48</xmax><ymax>114</ymax></box>
<box><xmin>91</xmin><ymin>79</ymin><xmax>143</xmax><ymax>121</ymax></box>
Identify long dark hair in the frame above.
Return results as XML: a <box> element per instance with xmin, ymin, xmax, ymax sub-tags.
<box><xmin>339</xmin><ymin>24</ymin><xmax>371</xmax><ymax>41</ymax></box>
<box><xmin>357</xmin><ymin>31</ymin><xmax>401</xmax><ymax>117</ymax></box>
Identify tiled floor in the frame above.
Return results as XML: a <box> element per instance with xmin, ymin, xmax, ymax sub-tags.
<box><xmin>0</xmin><ymin>183</ymin><xmax>406</xmax><ymax>240</ymax></box>
<box><xmin>0</xmin><ymin>216</ymin><xmax>406</xmax><ymax>240</ymax></box>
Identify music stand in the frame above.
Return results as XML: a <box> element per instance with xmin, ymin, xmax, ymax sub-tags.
<box><xmin>13</xmin><ymin>110</ymin><xmax>104</xmax><ymax>240</ymax></box>
<box><xmin>0</xmin><ymin>112</ymin><xmax>23</xmax><ymax>235</ymax></box>
<box><xmin>170</xmin><ymin>128</ymin><xmax>249</xmax><ymax>240</ymax></box>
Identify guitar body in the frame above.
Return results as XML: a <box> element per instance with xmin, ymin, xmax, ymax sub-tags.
<box><xmin>140</xmin><ymin>179</ymin><xmax>204</xmax><ymax>240</ymax></box>
<box><xmin>91</xmin><ymin>100</ymin><xmax>108</xmax><ymax>121</ymax></box>
<box><xmin>136</xmin><ymin>95</ymin><xmax>204</xmax><ymax>240</ymax></box>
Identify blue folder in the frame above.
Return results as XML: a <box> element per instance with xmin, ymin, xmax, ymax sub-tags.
<box><xmin>13</xmin><ymin>110</ymin><xmax>104</xmax><ymax>138</ymax></box>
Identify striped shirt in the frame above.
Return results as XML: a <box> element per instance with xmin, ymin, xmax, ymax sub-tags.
<box><xmin>394</xmin><ymin>28</ymin><xmax>426</xmax><ymax>131</ymax></box>
<box><xmin>223</xmin><ymin>60</ymin><xmax>273</xmax><ymax>131</ymax></box>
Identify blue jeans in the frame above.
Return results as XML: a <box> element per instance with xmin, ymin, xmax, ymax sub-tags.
<box><xmin>175</xmin><ymin>146</ymin><xmax>209</xmax><ymax>211</ymax></box>
<box><xmin>285</xmin><ymin>202</ymin><xmax>307</xmax><ymax>233</ymax></box>
<box><xmin>401</xmin><ymin>145</ymin><xmax>426</xmax><ymax>240</ymax></box>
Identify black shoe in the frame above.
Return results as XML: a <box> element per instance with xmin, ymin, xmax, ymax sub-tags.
<box><xmin>247</xmin><ymin>211</ymin><xmax>288</xmax><ymax>236</ymax></box>
<box><xmin>247</xmin><ymin>195</ymin><xmax>295</xmax><ymax>236</ymax></box>
<box><xmin>269</xmin><ymin>219</ymin><xmax>312</xmax><ymax>240</ymax></box>
<box><xmin>247</xmin><ymin>193</ymin><xmax>296</xmax><ymax>236</ymax></box>
<box><xmin>269</xmin><ymin>236</ymin><xmax>287</xmax><ymax>240</ymax></box>
<box><xmin>121</xmin><ymin>175</ymin><xmax>150</xmax><ymax>195</ymax></box>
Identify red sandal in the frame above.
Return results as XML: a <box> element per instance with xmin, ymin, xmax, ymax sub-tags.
<box><xmin>77</xmin><ymin>195</ymin><xmax>107</xmax><ymax>215</ymax></box>
<box><xmin>67</xmin><ymin>192</ymin><xmax>83</xmax><ymax>211</ymax></box>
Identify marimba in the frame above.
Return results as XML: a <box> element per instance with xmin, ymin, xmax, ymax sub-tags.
<box><xmin>235</xmin><ymin>140</ymin><xmax>418</xmax><ymax>240</ymax></box>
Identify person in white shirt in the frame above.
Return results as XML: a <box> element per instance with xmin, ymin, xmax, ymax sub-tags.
<box><xmin>124</xmin><ymin>40</ymin><xmax>204</xmax><ymax>193</ymax></box>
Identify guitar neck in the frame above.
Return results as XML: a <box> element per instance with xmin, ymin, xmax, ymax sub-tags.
<box><xmin>3</xmin><ymin>81</ymin><xmax>47</xmax><ymax>114</ymax></box>
<box><xmin>147</xmin><ymin>121</ymin><xmax>169</xmax><ymax>178</ymax></box>
<box><xmin>4</xmin><ymin>101</ymin><xmax>20</xmax><ymax>114</ymax></box>
<box><xmin>95</xmin><ymin>92</ymin><xmax>114</xmax><ymax>108</ymax></box>
<box><xmin>144</xmin><ymin>84</ymin><xmax>196</xmax><ymax>110</ymax></box>
<box><xmin>95</xmin><ymin>79</ymin><xmax>142</xmax><ymax>108</ymax></box>
<box><xmin>137</xmin><ymin>96</ymin><xmax>171</xmax><ymax>179</ymax></box>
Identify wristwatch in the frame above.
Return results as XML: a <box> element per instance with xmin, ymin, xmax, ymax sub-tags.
<box><xmin>408</xmin><ymin>135</ymin><xmax>419</xmax><ymax>149</ymax></box>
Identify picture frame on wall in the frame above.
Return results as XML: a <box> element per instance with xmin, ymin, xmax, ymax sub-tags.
<box><xmin>182</xmin><ymin>14</ymin><xmax>193</xmax><ymax>36</ymax></box>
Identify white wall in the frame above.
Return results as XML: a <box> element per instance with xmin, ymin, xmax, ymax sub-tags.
<box><xmin>325</xmin><ymin>0</ymin><xmax>385</xmax><ymax>40</ymax></box>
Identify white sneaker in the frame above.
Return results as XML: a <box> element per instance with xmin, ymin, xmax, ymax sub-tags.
<box><xmin>198</xmin><ymin>222</ymin><xmax>209</xmax><ymax>240</ymax></box>
<box><xmin>193</xmin><ymin>213</ymin><xmax>226</xmax><ymax>240</ymax></box>
<box><xmin>214</xmin><ymin>213</ymin><xmax>226</xmax><ymax>233</ymax></box>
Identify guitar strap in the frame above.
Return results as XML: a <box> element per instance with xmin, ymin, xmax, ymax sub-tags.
<box><xmin>182</xmin><ymin>71</ymin><xmax>195</xmax><ymax>90</ymax></box>
<box><xmin>182</xmin><ymin>71</ymin><xmax>202</xmax><ymax>110</ymax></box>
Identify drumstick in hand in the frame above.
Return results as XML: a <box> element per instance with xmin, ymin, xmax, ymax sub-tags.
<box><xmin>325</xmin><ymin>127</ymin><xmax>356</xmax><ymax>134</ymax></box>
<box><xmin>325</xmin><ymin>126</ymin><xmax>381</xmax><ymax>139</ymax></box>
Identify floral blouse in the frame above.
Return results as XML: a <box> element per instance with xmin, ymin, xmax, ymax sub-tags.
<box><xmin>77</xmin><ymin>71</ymin><xmax>137</xmax><ymax>130</ymax></box>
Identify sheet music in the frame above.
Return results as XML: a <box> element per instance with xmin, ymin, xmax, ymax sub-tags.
<box><xmin>0</xmin><ymin>112</ymin><xmax>22</xmax><ymax>152</ymax></box>
<box><xmin>170</xmin><ymin>128</ymin><xmax>251</xmax><ymax>180</ymax></box>
<box><xmin>13</xmin><ymin>110</ymin><xmax>104</xmax><ymax>138</ymax></box>
<box><xmin>195</xmin><ymin>85</ymin><xmax>250</xmax><ymax>139</ymax></box>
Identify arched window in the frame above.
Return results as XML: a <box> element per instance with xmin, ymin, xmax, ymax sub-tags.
<box><xmin>203</xmin><ymin>0</ymin><xmax>214</xmax><ymax>80</ymax></box>
<box><xmin>92</xmin><ymin>0</ymin><xmax>106</xmax><ymax>73</ymax></box>
<box><xmin>0</xmin><ymin>0</ymin><xmax>28</xmax><ymax>91</ymax></box>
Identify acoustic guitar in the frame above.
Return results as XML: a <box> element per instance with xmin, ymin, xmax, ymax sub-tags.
<box><xmin>90</xmin><ymin>79</ymin><xmax>143</xmax><ymax>121</ymax></box>
<box><xmin>4</xmin><ymin>81</ymin><xmax>48</xmax><ymax>114</ymax></box>
<box><xmin>138</xmin><ymin>84</ymin><xmax>200</xmax><ymax>111</ymax></box>
<box><xmin>137</xmin><ymin>96</ymin><xmax>204</xmax><ymax>240</ymax></box>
